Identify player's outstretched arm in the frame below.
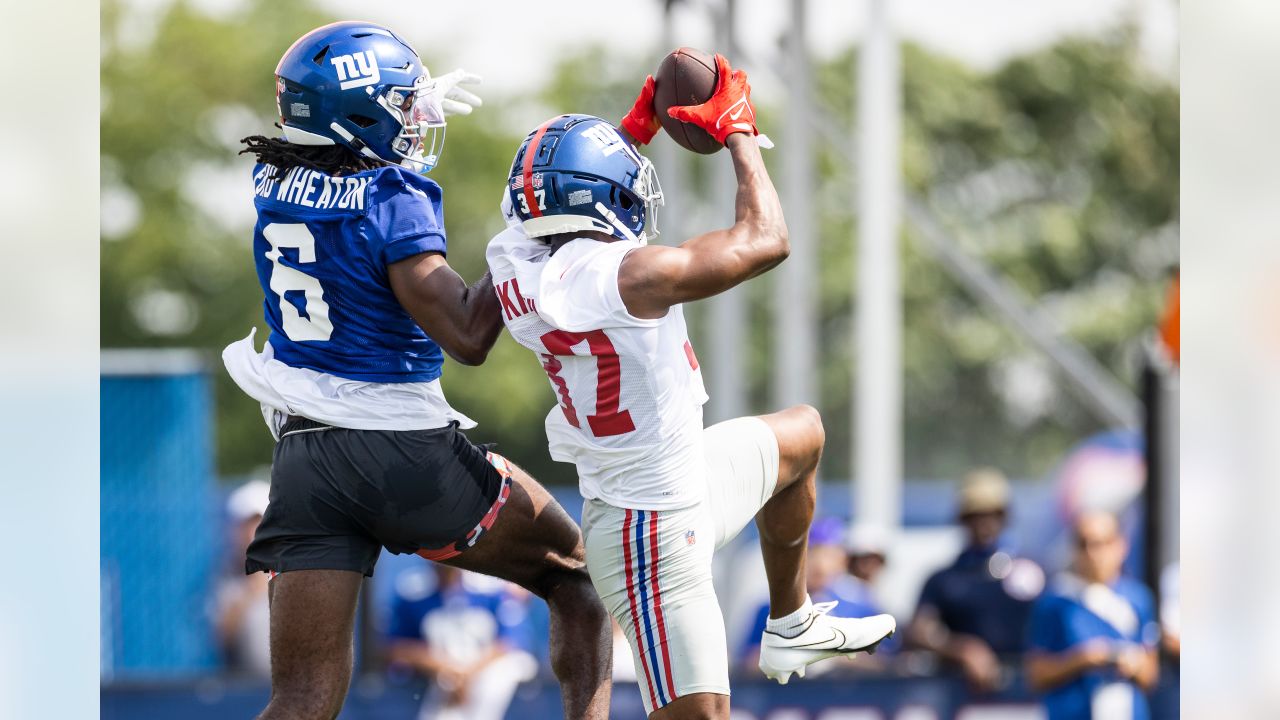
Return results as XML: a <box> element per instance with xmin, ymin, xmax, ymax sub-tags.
<box><xmin>388</xmin><ymin>253</ymin><xmax>503</xmax><ymax>365</ymax></box>
<box><xmin>619</xmin><ymin>131</ymin><xmax>788</xmax><ymax>319</ymax></box>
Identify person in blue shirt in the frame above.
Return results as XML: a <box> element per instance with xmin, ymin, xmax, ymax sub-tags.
<box><xmin>1026</xmin><ymin>511</ymin><xmax>1160</xmax><ymax>720</ymax></box>
<box><xmin>386</xmin><ymin>564</ymin><xmax>538</xmax><ymax>720</ymax></box>
<box><xmin>223</xmin><ymin>22</ymin><xmax>609</xmax><ymax>720</ymax></box>
<box><xmin>905</xmin><ymin>468</ymin><xmax>1045</xmax><ymax>692</ymax></box>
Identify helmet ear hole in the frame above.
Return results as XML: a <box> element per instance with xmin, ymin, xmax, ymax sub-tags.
<box><xmin>618</xmin><ymin>193</ymin><xmax>634</xmax><ymax>210</ymax></box>
<box><xmin>348</xmin><ymin>114</ymin><xmax>378</xmax><ymax>128</ymax></box>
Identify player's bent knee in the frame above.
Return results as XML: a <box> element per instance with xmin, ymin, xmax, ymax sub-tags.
<box><xmin>770</xmin><ymin>404</ymin><xmax>824</xmax><ymax>477</ymax></box>
<box><xmin>787</xmin><ymin>403</ymin><xmax>825</xmax><ymax>446</ymax></box>
<box><xmin>541</xmin><ymin>564</ymin><xmax>601</xmax><ymax>609</ymax></box>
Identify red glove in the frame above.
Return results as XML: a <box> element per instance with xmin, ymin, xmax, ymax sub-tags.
<box><xmin>620</xmin><ymin>75</ymin><xmax>661</xmax><ymax>145</ymax></box>
<box><xmin>666</xmin><ymin>54</ymin><xmax>758</xmax><ymax>145</ymax></box>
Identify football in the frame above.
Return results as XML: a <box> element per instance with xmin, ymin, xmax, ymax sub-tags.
<box><xmin>653</xmin><ymin>47</ymin><xmax>722</xmax><ymax>154</ymax></box>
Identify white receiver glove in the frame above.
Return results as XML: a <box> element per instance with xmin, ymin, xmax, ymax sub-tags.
<box><xmin>429</xmin><ymin>69</ymin><xmax>484</xmax><ymax>117</ymax></box>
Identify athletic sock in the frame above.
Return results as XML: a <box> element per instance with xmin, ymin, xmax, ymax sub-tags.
<box><xmin>765</xmin><ymin>595</ymin><xmax>814</xmax><ymax>639</ymax></box>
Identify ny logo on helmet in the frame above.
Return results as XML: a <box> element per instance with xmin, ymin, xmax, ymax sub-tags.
<box><xmin>331</xmin><ymin>50</ymin><xmax>381</xmax><ymax>90</ymax></box>
<box><xmin>580</xmin><ymin>124</ymin><xmax>626</xmax><ymax>157</ymax></box>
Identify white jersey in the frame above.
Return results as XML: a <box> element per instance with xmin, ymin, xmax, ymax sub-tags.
<box><xmin>486</xmin><ymin>227</ymin><xmax>708</xmax><ymax>510</ymax></box>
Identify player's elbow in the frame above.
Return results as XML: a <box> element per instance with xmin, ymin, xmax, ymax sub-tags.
<box><xmin>452</xmin><ymin>344</ymin><xmax>491</xmax><ymax>366</ymax></box>
<box><xmin>754</xmin><ymin>223</ymin><xmax>790</xmax><ymax>270</ymax></box>
<box><xmin>770</xmin><ymin>226</ymin><xmax>791</xmax><ymax>263</ymax></box>
<box><xmin>444</xmin><ymin>338</ymin><xmax>492</xmax><ymax>366</ymax></box>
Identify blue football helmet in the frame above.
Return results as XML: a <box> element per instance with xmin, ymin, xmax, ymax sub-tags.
<box><xmin>274</xmin><ymin>21</ymin><xmax>446</xmax><ymax>173</ymax></box>
<box><xmin>507</xmin><ymin>114</ymin><xmax>663</xmax><ymax>244</ymax></box>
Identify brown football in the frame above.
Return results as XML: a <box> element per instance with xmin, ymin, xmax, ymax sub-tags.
<box><xmin>652</xmin><ymin>47</ymin><xmax>722</xmax><ymax>154</ymax></box>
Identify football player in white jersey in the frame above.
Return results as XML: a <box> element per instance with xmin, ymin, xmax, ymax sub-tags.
<box><xmin>486</xmin><ymin>55</ymin><xmax>896</xmax><ymax>719</ymax></box>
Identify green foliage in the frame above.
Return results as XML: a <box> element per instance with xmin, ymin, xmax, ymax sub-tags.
<box><xmin>809</xmin><ymin>37</ymin><xmax>1177</xmax><ymax>480</ymax></box>
<box><xmin>101</xmin><ymin>5</ymin><xmax>1177</xmax><ymax>483</ymax></box>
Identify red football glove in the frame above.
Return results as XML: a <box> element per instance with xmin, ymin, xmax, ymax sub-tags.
<box><xmin>666</xmin><ymin>54</ymin><xmax>758</xmax><ymax>145</ymax></box>
<box><xmin>620</xmin><ymin>75</ymin><xmax>661</xmax><ymax>145</ymax></box>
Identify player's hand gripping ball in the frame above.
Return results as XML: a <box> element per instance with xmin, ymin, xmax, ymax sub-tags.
<box><xmin>620</xmin><ymin>75</ymin><xmax>662</xmax><ymax>145</ymax></box>
<box><xmin>653</xmin><ymin>49</ymin><xmax>758</xmax><ymax>153</ymax></box>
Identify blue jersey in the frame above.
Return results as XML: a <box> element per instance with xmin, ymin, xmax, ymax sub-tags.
<box><xmin>250</xmin><ymin>162</ymin><xmax>447</xmax><ymax>382</ymax></box>
<box><xmin>387</xmin><ymin>568</ymin><xmax>528</xmax><ymax>655</ymax></box>
<box><xmin>1028</xmin><ymin>576</ymin><xmax>1159</xmax><ymax>720</ymax></box>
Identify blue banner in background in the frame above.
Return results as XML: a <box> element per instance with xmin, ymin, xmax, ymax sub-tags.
<box><xmin>101</xmin><ymin>363</ymin><xmax>219</xmax><ymax>677</ymax></box>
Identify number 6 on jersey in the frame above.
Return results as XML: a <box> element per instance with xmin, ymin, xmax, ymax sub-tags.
<box><xmin>263</xmin><ymin>223</ymin><xmax>333</xmax><ymax>342</ymax></box>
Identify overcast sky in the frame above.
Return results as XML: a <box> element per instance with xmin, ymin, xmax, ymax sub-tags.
<box><xmin>147</xmin><ymin>0</ymin><xmax>1178</xmax><ymax>92</ymax></box>
<box><xmin>315</xmin><ymin>0</ymin><xmax>1178</xmax><ymax>91</ymax></box>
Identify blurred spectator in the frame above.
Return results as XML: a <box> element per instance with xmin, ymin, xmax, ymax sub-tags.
<box><xmin>833</xmin><ymin>523</ymin><xmax>901</xmax><ymax>664</ymax></box>
<box><xmin>835</xmin><ymin>524</ymin><xmax>891</xmax><ymax>617</ymax></box>
<box><xmin>386</xmin><ymin>564</ymin><xmax>537</xmax><ymax>720</ymax></box>
<box><xmin>1025</xmin><ymin>511</ymin><xmax>1160</xmax><ymax>720</ymax></box>
<box><xmin>212</xmin><ymin>479</ymin><xmax>271</xmax><ymax>679</ymax></box>
<box><xmin>738</xmin><ymin>518</ymin><xmax>891</xmax><ymax>675</ymax></box>
<box><xmin>906</xmin><ymin>468</ymin><xmax>1045</xmax><ymax>692</ymax></box>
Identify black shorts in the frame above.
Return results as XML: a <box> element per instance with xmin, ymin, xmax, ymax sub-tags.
<box><xmin>245</xmin><ymin>417</ymin><xmax>513</xmax><ymax>577</ymax></box>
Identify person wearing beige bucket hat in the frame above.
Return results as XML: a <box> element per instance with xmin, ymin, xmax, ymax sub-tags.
<box><xmin>906</xmin><ymin>468</ymin><xmax>1046</xmax><ymax>693</ymax></box>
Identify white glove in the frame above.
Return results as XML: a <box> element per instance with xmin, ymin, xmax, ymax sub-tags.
<box><xmin>429</xmin><ymin>69</ymin><xmax>483</xmax><ymax>117</ymax></box>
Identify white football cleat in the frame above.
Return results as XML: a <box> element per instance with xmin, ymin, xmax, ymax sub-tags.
<box><xmin>758</xmin><ymin>601</ymin><xmax>897</xmax><ymax>685</ymax></box>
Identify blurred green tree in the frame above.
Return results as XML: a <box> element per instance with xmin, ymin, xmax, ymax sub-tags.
<box><xmin>809</xmin><ymin>33</ymin><xmax>1178</xmax><ymax>480</ymax></box>
<box><xmin>101</xmin><ymin>3</ymin><xmax>1176</xmax><ymax>483</ymax></box>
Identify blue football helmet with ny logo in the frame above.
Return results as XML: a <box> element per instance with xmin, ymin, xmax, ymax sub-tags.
<box><xmin>506</xmin><ymin>114</ymin><xmax>664</xmax><ymax>244</ymax></box>
<box><xmin>274</xmin><ymin>21</ymin><xmax>447</xmax><ymax>172</ymax></box>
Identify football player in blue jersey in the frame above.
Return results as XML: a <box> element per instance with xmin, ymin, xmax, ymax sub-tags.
<box><xmin>223</xmin><ymin>22</ymin><xmax>610</xmax><ymax>720</ymax></box>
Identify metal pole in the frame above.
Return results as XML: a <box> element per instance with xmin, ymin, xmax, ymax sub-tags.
<box><xmin>707</xmin><ymin>0</ymin><xmax>746</xmax><ymax>423</ymax></box>
<box><xmin>773</xmin><ymin>0</ymin><xmax>817</xmax><ymax>410</ymax></box>
<box><xmin>1142</xmin><ymin>342</ymin><xmax>1179</xmax><ymax>629</ymax></box>
<box><xmin>654</xmin><ymin>0</ymin><xmax>685</xmax><ymax>250</ymax></box>
<box><xmin>854</xmin><ymin>0</ymin><xmax>902</xmax><ymax>535</ymax></box>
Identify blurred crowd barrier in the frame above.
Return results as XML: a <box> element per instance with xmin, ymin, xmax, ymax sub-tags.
<box><xmin>101</xmin><ymin>673</ymin><xmax>1179</xmax><ymax>720</ymax></box>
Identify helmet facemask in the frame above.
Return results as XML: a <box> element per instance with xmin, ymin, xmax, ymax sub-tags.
<box><xmin>379</xmin><ymin>76</ymin><xmax>447</xmax><ymax>173</ymax></box>
<box><xmin>631</xmin><ymin>153</ymin><xmax>664</xmax><ymax>245</ymax></box>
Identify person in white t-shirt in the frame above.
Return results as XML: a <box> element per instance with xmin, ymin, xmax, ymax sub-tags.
<box><xmin>486</xmin><ymin>56</ymin><xmax>895</xmax><ymax>719</ymax></box>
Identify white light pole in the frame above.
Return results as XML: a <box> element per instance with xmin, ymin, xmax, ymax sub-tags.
<box><xmin>854</xmin><ymin>0</ymin><xmax>902</xmax><ymax>537</ymax></box>
<box><xmin>774</xmin><ymin>0</ymin><xmax>817</xmax><ymax>411</ymax></box>
<box><xmin>707</xmin><ymin>0</ymin><xmax>746</xmax><ymax>423</ymax></box>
